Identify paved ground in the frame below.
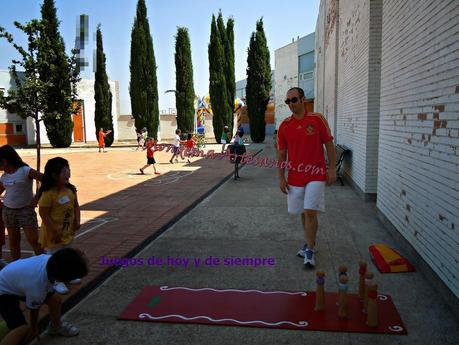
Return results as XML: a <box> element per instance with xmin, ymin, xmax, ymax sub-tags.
<box><xmin>33</xmin><ymin>140</ymin><xmax>459</xmax><ymax>345</ymax></box>
<box><xmin>2</xmin><ymin>144</ymin><xmax>261</xmax><ymax>322</ymax></box>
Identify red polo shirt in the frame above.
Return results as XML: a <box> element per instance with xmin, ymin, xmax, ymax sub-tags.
<box><xmin>277</xmin><ymin>111</ymin><xmax>334</xmax><ymax>186</ymax></box>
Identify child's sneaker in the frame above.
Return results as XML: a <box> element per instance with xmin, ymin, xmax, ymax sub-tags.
<box><xmin>69</xmin><ymin>278</ymin><xmax>82</xmax><ymax>285</ymax></box>
<box><xmin>47</xmin><ymin>321</ymin><xmax>79</xmax><ymax>337</ymax></box>
<box><xmin>154</xmin><ymin>172</ymin><xmax>160</xmax><ymax>175</ymax></box>
<box><xmin>53</xmin><ymin>282</ymin><xmax>69</xmax><ymax>294</ymax></box>
<box><xmin>303</xmin><ymin>249</ymin><xmax>316</xmax><ymax>268</ymax></box>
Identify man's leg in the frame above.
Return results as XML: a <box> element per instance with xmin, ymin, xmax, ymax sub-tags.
<box><xmin>302</xmin><ymin>209</ymin><xmax>318</xmax><ymax>250</ymax></box>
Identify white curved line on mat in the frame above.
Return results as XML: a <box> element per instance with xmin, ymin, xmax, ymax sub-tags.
<box><xmin>388</xmin><ymin>325</ymin><xmax>404</xmax><ymax>332</ymax></box>
<box><xmin>139</xmin><ymin>313</ymin><xmax>308</xmax><ymax>327</ymax></box>
<box><xmin>159</xmin><ymin>286</ymin><xmax>307</xmax><ymax>296</ymax></box>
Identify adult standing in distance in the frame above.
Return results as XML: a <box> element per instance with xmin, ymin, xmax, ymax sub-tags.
<box><xmin>277</xmin><ymin>87</ymin><xmax>336</xmax><ymax>268</ymax></box>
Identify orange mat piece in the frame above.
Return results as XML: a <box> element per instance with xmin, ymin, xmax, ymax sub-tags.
<box><xmin>369</xmin><ymin>244</ymin><xmax>415</xmax><ymax>273</ymax></box>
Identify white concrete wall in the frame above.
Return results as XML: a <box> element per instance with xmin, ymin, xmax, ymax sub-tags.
<box><xmin>377</xmin><ymin>0</ymin><xmax>459</xmax><ymax>298</ymax></box>
<box><xmin>274</xmin><ymin>41</ymin><xmax>298</xmax><ymax>127</ymax></box>
<box><xmin>117</xmin><ymin>116</ymin><xmax>137</xmax><ymax>141</ymax></box>
<box><xmin>36</xmin><ymin>78</ymin><xmax>119</xmax><ymax>144</ymax></box>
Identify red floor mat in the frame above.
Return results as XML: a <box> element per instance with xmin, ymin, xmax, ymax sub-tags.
<box><xmin>118</xmin><ymin>285</ymin><xmax>407</xmax><ymax>334</ymax></box>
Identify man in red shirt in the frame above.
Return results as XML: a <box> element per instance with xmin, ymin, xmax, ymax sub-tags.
<box><xmin>277</xmin><ymin>87</ymin><xmax>336</xmax><ymax>267</ymax></box>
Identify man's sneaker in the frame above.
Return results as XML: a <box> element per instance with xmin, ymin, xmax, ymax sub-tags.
<box><xmin>297</xmin><ymin>244</ymin><xmax>317</xmax><ymax>258</ymax></box>
<box><xmin>47</xmin><ymin>321</ymin><xmax>79</xmax><ymax>337</ymax></box>
<box><xmin>53</xmin><ymin>282</ymin><xmax>69</xmax><ymax>295</ymax></box>
<box><xmin>303</xmin><ymin>249</ymin><xmax>316</xmax><ymax>268</ymax></box>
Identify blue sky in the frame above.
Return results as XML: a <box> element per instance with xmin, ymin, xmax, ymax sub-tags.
<box><xmin>0</xmin><ymin>0</ymin><xmax>319</xmax><ymax>114</ymax></box>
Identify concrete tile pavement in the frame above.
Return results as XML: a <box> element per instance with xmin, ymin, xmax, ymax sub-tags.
<box><xmin>36</xmin><ymin>142</ymin><xmax>459</xmax><ymax>345</ymax></box>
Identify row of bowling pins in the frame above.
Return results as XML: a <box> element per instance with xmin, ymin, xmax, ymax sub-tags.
<box><xmin>314</xmin><ymin>261</ymin><xmax>379</xmax><ymax>327</ymax></box>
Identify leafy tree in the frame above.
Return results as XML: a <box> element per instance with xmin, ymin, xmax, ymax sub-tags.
<box><xmin>39</xmin><ymin>0</ymin><xmax>77</xmax><ymax>147</ymax></box>
<box><xmin>246</xmin><ymin>18</ymin><xmax>271</xmax><ymax>143</ymax></box>
<box><xmin>175</xmin><ymin>27</ymin><xmax>195</xmax><ymax>134</ymax></box>
<box><xmin>130</xmin><ymin>0</ymin><xmax>159</xmax><ymax>139</ymax></box>
<box><xmin>0</xmin><ymin>21</ymin><xmax>79</xmax><ymax>171</ymax></box>
<box><xmin>94</xmin><ymin>24</ymin><xmax>114</xmax><ymax>146</ymax></box>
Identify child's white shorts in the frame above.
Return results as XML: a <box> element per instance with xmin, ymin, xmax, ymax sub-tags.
<box><xmin>287</xmin><ymin>181</ymin><xmax>326</xmax><ymax>214</ymax></box>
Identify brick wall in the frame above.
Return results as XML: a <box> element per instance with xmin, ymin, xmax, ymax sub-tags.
<box><xmin>323</xmin><ymin>0</ymin><xmax>338</xmax><ymax>138</ymax></box>
<box><xmin>335</xmin><ymin>0</ymin><xmax>382</xmax><ymax>194</ymax></box>
<box><xmin>377</xmin><ymin>0</ymin><xmax>459</xmax><ymax>297</ymax></box>
<box><xmin>314</xmin><ymin>0</ymin><xmax>325</xmax><ymax>115</ymax></box>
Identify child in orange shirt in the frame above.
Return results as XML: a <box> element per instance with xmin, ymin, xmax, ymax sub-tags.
<box><xmin>98</xmin><ymin>128</ymin><xmax>112</xmax><ymax>153</ymax></box>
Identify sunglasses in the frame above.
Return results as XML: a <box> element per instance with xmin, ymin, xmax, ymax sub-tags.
<box><xmin>284</xmin><ymin>97</ymin><xmax>300</xmax><ymax>105</ymax></box>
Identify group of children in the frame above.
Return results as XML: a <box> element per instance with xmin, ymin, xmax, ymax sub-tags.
<box><xmin>0</xmin><ymin>145</ymin><xmax>88</xmax><ymax>345</ymax></box>
<box><xmin>139</xmin><ymin>129</ymin><xmax>199</xmax><ymax>175</ymax></box>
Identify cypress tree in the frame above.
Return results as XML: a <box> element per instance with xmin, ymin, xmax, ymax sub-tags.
<box><xmin>175</xmin><ymin>27</ymin><xmax>195</xmax><ymax>134</ymax></box>
<box><xmin>208</xmin><ymin>14</ymin><xmax>231</xmax><ymax>142</ymax></box>
<box><xmin>216</xmin><ymin>12</ymin><xmax>233</xmax><ymax>134</ymax></box>
<box><xmin>246</xmin><ymin>18</ymin><xmax>271</xmax><ymax>143</ymax></box>
<box><xmin>225</xmin><ymin>17</ymin><xmax>236</xmax><ymax>118</ymax></box>
<box><xmin>39</xmin><ymin>0</ymin><xmax>75</xmax><ymax>147</ymax></box>
<box><xmin>130</xmin><ymin>0</ymin><xmax>159</xmax><ymax>139</ymax></box>
<box><xmin>94</xmin><ymin>24</ymin><xmax>114</xmax><ymax>146</ymax></box>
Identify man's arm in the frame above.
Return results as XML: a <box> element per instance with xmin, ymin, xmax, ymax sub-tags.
<box><xmin>324</xmin><ymin>141</ymin><xmax>337</xmax><ymax>185</ymax></box>
<box><xmin>277</xmin><ymin>149</ymin><xmax>289</xmax><ymax>194</ymax></box>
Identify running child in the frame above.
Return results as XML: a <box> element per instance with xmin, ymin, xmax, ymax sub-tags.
<box><xmin>169</xmin><ymin>129</ymin><xmax>185</xmax><ymax>163</ymax></box>
<box><xmin>185</xmin><ymin>133</ymin><xmax>196</xmax><ymax>163</ymax></box>
<box><xmin>0</xmin><ymin>248</ymin><xmax>88</xmax><ymax>345</ymax></box>
<box><xmin>38</xmin><ymin>157</ymin><xmax>81</xmax><ymax>295</ymax></box>
<box><xmin>98</xmin><ymin>128</ymin><xmax>112</xmax><ymax>153</ymax></box>
<box><xmin>0</xmin><ymin>145</ymin><xmax>43</xmax><ymax>261</ymax></box>
<box><xmin>140</xmin><ymin>138</ymin><xmax>160</xmax><ymax>175</ymax></box>
<box><xmin>221</xmin><ymin>126</ymin><xmax>231</xmax><ymax>153</ymax></box>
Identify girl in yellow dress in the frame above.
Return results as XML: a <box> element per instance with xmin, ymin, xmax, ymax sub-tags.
<box><xmin>38</xmin><ymin>157</ymin><xmax>81</xmax><ymax>294</ymax></box>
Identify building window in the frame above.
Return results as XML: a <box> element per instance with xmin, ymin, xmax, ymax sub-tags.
<box><xmin>15</xmin><ymin>124</ymin><xmax>23</xmax><ymax>134</ymax></box>
<box><xmin>302</xmin><ymin>71</ymin><xmax>314</xmax><ymax>80</ymax></box>
<box><xmin>299</xmin><ymin>52</ymin><xmax>315</xmax><ymax>73</ymax></box>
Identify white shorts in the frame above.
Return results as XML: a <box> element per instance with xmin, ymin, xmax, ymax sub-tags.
<box><xmin>287</xmin><ymin>181</ymin><xmax>326</xmax><ymax>214</ymax></box>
